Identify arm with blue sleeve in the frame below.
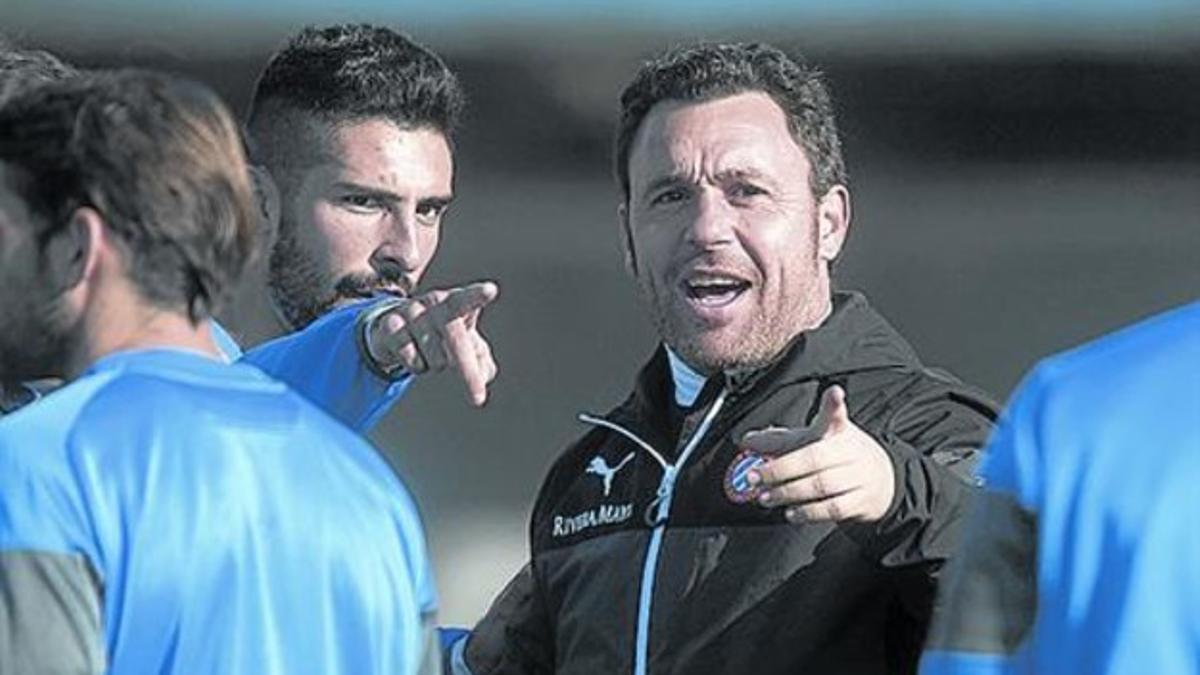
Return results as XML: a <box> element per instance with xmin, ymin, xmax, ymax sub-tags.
<box><xmin>919</xmin><ymin>373</ymin><xmax>1044</xmax><ymax>675</ymax></box>
<box><xmin>0</xmin><ymin>400</ymin><xmax>108</xmax><ymax>674</ymax></box>
<box><xmin>233</xmin><ymin>298</ymin><xmax>413</xmax><ymax>433</ymax></box>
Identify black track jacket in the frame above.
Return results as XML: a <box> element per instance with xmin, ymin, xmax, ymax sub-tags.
<box><xmin>460</xmin><ymin>292</ymin><xmax>998</xmax><ymax>675</ymax></box>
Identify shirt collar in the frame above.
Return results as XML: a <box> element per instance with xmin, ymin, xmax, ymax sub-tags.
<box><xmin>666</xmin><ymin>347</ymin><xmax>709</xmax><ymax>408</ymax></box>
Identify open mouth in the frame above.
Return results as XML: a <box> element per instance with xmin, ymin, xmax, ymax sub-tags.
<box><xmin>681</xmin><ymin>275</ymin><xmax>752</xmax><ymax>308</ymax></box>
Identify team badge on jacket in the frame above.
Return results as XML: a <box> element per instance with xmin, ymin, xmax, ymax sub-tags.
<box><xmin>724</xmin><ymin>449</ymin><xmax>767</xmax><ymax>503</ymax></box>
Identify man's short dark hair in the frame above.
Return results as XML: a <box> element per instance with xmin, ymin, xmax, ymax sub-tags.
<box><xmin>247</xmin><ymin>23</ymin><xmax>464</xmax><ymax>139</ymax></box>
<box><xmin>0</xmin><ymin>43</ymin><xmax>79</xmax><ymax>104</ymax></box>
<box><xmin>0</xmin><ymin>69</ymin><xmax>259</xmax><ymax>322</ymax></box>
<box><xmin>615</xmin><ymin>42</ymin><xmax>846</xmax><ymax>201</ymax></box>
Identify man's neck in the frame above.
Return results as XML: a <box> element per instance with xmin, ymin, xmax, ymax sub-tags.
<box><xmin>65</xmin><ymin>303</ymin><xmax>219</xmax><ymax>380</ymax></box>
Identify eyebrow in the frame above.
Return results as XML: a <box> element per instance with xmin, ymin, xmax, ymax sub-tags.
<box><xmin>714</xmin><ymin>167</ymin><xmax>773</xmax><ymax>185</ymax></box>
<box><xmin>639</xmin><ymin>174</ymin><xmax>688</xmax><ymax>201</ymax></box>
<box><xmin>332</xmin><ymin>181</ymin><xmax>454</xmax><ymax>206</ymax></box>
<box><xmin>639</xmin><ymin>167</ymin><xmax>773</xmax><ymax>200</ymax></box>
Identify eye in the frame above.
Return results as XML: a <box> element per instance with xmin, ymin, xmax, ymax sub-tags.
<box><xmin>728</xmin><ymin>182</ymin><xmax>769</xmax><ymax>200</ymax></box>
<box><xmin>649</xmin><ymin>186</ymin><xmax>689</xmax><ymax>207</ymax></box>
<box><xmin>337</xmin><ymin>193</ymin><xmax>386</xmax><ymax>213</ymax></box>
<box><xmin>415</xmin><ymin>200</ymin><xmax>449</xmax><ymax>225</ymax></box>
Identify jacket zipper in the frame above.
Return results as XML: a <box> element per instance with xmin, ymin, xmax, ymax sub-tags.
<box><xmin>579</xmin><ymin>387</ymin><xmax>729</xmax><ymax>675</ymax></box>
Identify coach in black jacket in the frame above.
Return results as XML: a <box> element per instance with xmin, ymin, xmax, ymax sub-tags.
<box><xmin>454</xmin><ymin>42</ymin><xmax>997</xmax><ymax>675</ymax></box>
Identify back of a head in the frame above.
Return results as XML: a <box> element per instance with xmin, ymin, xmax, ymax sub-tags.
<box><xmin>614</xmin><ymin>41</ymin><xmax>846</xmax><ymax>202</ymax></box>
<box><xmin>0</xmin><ymin>43</ymin><xmax>79</xmax><ymax>104</ymax></box>
<box><xmin>246</xmin><ymin>23</ymin><xmax>464</xmax><ymax>174</ymax></box>
<box><xmin>0</xmin><ymin>69</ymin><xmax>258</xmax><ymax>322</ymax></box>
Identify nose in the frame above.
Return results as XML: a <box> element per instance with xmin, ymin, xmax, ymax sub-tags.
<box><xmin>369</xmin><ymin>209</ymin><xmax>422</xmax><ymax>285</ymax></box>
<box><xmin>685</xmin><ymin>188</ymin><xmax>736</xmax><ymax>250</ymax></box>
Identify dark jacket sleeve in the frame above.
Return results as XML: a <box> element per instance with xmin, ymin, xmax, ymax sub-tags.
<box><xmin>459</xmin><ymin>562</ymin><xmax>554</xmax><ymax>675</ymax></box>
<box><xmin>864</xmin><ymin>371</ymin><xmax>999</xmax><ymax>569</ymax></box>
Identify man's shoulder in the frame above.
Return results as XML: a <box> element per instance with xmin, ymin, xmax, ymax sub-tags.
<box><xmin>525</xmin><ymin>393</ymin><xmax>649</xmax><ymax>527</ymax></box>
<box><xmin>1035</xmin><ymin>301</ymin><xmax>1200</xmax><ymax>398</ymax></box>
<box><xmin>0</xmin><ymin>373</ymin><xmax>124</xmax><ymax>552</ymax></box>
<box><xmin>1006</xmin><ymin>301</ymin><xmax>1200</xmax><ymax>454</ymax></box>
<box><xmin>540</xmin><ymin>415</ymin><xmax>625</xmax><ymax>491</ymax></box>
<box><xmin>13</xmin><ymin>354</ymin><xmax>340</xmax><ymax>458</ymax></box>
<box><xmin>76</xmin><ymin>357</ymin><xmax>288</xmax><ymax>427</ymax></box>
<box><xmin>85</xmin><ymin>356</ymin><xmax>380</xmax><ymax>458</ymax></box>
<box><xmin>0</xmin><ymin>369</ymin><xmax>122</xmax><ymax>459</ymax></box>
<box><xmin>839</xmin><ymin>361</ymin><xmax>999</xmax><ymax>428</ymax></box>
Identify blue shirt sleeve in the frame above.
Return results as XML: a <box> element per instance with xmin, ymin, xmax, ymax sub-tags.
<box><xmin>236</xmin><ymin>300</ymin><xmax>413</xmax><ymax>433</ymax></box>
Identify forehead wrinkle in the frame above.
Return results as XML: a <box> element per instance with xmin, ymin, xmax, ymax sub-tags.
<box><xmin>651</xmin><ymin>153</ymin><xmax>771</xmax><ymax>191</ymax></box>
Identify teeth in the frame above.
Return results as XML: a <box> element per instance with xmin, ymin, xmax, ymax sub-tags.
<box><xmin>684</xmin><ymin>275</ymin><xmax>749</xmax><ymax>307</ymax></box>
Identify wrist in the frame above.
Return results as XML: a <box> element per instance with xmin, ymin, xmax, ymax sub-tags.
<box><xmin>355</xmin><ymin>297</ymin><xmax>409</xmax><ymax>381</ymax></box>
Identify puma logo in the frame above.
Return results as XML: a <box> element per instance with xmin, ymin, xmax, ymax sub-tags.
<box><xmin>586</xmin><ymin>452</ymin><xmax>635</xmax><ymax>497</ymax></box>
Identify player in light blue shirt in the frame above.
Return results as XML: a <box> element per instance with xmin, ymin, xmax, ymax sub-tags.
<box><xmin>0</xmin><ymin>30</ymin><xmax>501</xmax><ymax>671</ymax></box>
<box><xmin>921</xmin><ymin>300</ymin><xmax>1200</xmax><ymax>674</ymax></box>
<box><xmin>1</xmin><ymin>350</ymin><xmax>439</xmax><ymax>674</ymax></box>
<box><xmin>1</xmin><ymin>37</ymin><xmax>499</xmax><ymax>433</ymax></box>
<box><xmin>244</xmin><ymin>23</ymin><xmax>498</xmax><ymax>415</ymax></box>
<box><xmin>0</xmin><ymin>69</ymin><xmax>438</xmax><ymax>674</ymax></box>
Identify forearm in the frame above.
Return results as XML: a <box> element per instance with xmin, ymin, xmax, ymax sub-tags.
<box><xmin>239</xmin><ymin>298</ymin><xmax>412</xmax><ymax>432</ymax></box>
<box><xmin>874</xmin><ymin>438</ymin><xmax>979</xmax><ymax>567</ymax></box>
<box><xmin>866</xmin><ymin>383</ymin><xmax>997</xmax><ymax>566</ymax></box>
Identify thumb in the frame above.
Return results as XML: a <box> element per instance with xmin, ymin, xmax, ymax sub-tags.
<box><xmin>812</xmin><ymin>384</ymin><xmax>850</xmax><ymax>437</ymax></box>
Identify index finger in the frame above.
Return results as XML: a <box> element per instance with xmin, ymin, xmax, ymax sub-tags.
<box><xmin>439</xmin><ymin>281</ymin><xmax>499</xmax><ymax>322</ymax></box>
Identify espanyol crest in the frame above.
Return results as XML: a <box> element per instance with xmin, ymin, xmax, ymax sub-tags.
<box><xmin>723</xmin><ymin>449</ymin><xmax>766</xmax><ymax>504</ymax></box>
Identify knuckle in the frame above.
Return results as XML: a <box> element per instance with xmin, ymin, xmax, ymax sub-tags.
<box><xmin>413</xmin><ymin>295</ymin><xmax>435</xmax><ymax>313</ymax></box>
<box><xmin>774</xmin><ymin>483</ymin><xmax>796</xmax><ymax>503</ymax></box>
<box><xmin>381</xmin><ymin>312</ymin><xmax>407</xmax><ymax>334</ymax></box>
<box><xmin>825</xmin><ymin>499</ymin><xmax>842</xmax><ymax>521</ymax></box>
<box><xmin>810</xmin><ymin>472</ymin><xmax>826</xmax><ymax>499</ymax></box>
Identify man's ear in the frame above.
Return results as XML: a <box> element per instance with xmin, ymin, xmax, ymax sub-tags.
<box><xmin>618</xmin><ymin>201</ymin><xmax>638</xmax><ymax>277</ymax></box>
<box><xmin>816</xmin><ymin>184</ymin><xmax>851</xmax><ymax>263</ymax></box>
<box><xmin>248</xmin><ymin>164</ymin><xmax>281</xmax><ymax>255</ymax></box>
<box><xmin>42</xmin><ymin>206</ymin><xmax>104</xmax><ymax>295</ymax></box>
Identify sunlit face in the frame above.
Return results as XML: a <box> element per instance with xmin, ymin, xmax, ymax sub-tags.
<box><xmin>622</xmin><ymin>92</ymin><xmax>849</xmax><ymax>374</ymax></box>
<box><xmin>0</xmin><ymin>164</ymin><xmax>74</xmax><ymax>386</ymax></box>
<box><xmin>268</xmin><ymin>118</ymin><xmax>454</xmax><ymax>329</ymax></box>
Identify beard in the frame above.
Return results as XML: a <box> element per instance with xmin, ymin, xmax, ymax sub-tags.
<box><xmin>637</xmin><ymin>244</ymin><xmax>827</xmax><ymax>376</ymax></box>
<box><xmin>0</xmin><ymin>280</ymin><xmax>76</xmax><ymax>388</ymax></box>
<box><xmin>267</xmin><ymin>223</ymin><xmax>411</xmax><ymax>330</ymax></box>
<box><xmin>640</xmin><ymin>280</ymin><xmax>803</xmax><ymax>376</ymax></box>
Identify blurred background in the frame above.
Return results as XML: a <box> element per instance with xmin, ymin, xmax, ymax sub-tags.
<box><xmin>6</xmin><ymin>0</ymin><xmax>1198</xmax><ymax>624</ymax></box>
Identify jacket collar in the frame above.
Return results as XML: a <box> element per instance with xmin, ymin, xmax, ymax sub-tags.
<box><xmin>733</xmin><ymin>290</ymin><xmax>922</xmax><ymax>393</ymax></box>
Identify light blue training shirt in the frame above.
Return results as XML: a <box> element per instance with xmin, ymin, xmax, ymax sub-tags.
<box><xmin>0</xmin><ymin>348</ymin><xmax>437</xmax><ymax>674</ymax></box>
<box><xmin>921</xmin><ymin>301</ymin><xmax>1200</xmax><ymax>674</ymax></box>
